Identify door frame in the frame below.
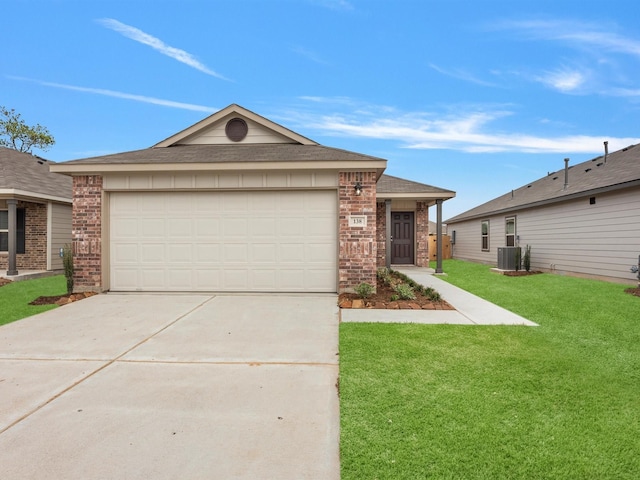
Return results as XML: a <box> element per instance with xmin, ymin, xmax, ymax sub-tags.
<box><xmin>390</xmin><ymin>211</ymin><xmax>415</xmax><ymax>264</ymax></box>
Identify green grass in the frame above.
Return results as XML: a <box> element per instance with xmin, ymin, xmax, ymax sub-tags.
<box><xmin>0</xmin><ymin>275</ymin><xmax>66</xmax><ymax>326</ymax></box>
<box><xmin>340</xmin><ymin>260</ymin><xmax>640</xmax><ymax>479</ymax></box>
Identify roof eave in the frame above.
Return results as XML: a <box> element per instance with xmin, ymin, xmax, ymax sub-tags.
<box><xmin>50</xmin><ymin>160</ymin><xmax>388</xmax><ymax>176</ymax></box>
<box><xmin>446</xmin><ymin>179</ymin><xmax>640</xmax><ymax>223</ymax></box>
<box><xmin>0</xmin><ymin>188</ymin><xmax>72</xmax><ymax>204</ymax></box>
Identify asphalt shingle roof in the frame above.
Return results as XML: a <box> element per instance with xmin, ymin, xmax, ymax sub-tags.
<box><xmin>0</xmin><ymin>147</ymin><xmax>72</xmax><ymax>200</ymax></box>
<box><xmin>377</xmin><ymin>174</ymin><xmax>455</xmax><ymax>195</ymax></box>
<box><xmin>58</xmin><ymin>144</ymin><xmax>386</xmax><ymax>165</ymax></box>
<box><xmin>446</xmin><ymin>143</ymin><xmax>640</xmax><ymax>223</ymax></box>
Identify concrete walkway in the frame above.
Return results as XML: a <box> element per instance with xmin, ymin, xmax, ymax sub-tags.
<box><xmin>0</xmin><ymin>294</ymin><xmax>340</xmax><ymax>479</ymax></box>
<box><xmin>341</xmin><ymin>267</ymin><xmax>537</xmax><ymax>326</ymax></box>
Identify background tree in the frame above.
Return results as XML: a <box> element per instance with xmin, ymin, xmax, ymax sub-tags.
<box><xmin>0</xmin><ymin>106</ymin><xmax>55</xmax><ymax>153</ymax></box>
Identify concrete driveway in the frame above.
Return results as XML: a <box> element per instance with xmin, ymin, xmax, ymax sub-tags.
<box><xmin>0</xmin><ymin>294</ymin><xmax>340</xmax><ymax>479</ymax></box>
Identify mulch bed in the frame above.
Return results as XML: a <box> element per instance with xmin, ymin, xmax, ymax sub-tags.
<box><xmin>501</xmin><ymin>270</ymin><xmax>543</xmax><ymax>276</ymax></box>
<box><xmin>339</xmin><ymin>275</ymin><xmax>454</xmax><ymax>310</ymax></box>
<box><xmin>625</xmin><ymin>287</ymin><xmax>640</xmax><ymax>298</ymax></box>
<box><xmin>29</xmin><ymin>291</ymin><xmax>98</xmax><ymax>306</ymax></box>
<box><xmin>0</xmin><ymin>278</ymin><xmax>12</xmax><ymax>287</ymax></box>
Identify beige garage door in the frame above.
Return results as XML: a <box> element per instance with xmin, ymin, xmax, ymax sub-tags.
<box><xmin>109</xmin><ymin>190</ymin><xmax>337</xmax><ymax>292</ymax></box>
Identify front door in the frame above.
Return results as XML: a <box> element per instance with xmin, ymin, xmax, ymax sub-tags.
<box><xmin>391</xmin><ymin>212</ymin><xmax>414</xmax><ymax>264</ymax></box>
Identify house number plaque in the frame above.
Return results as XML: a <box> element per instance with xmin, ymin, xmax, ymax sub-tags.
<box><xmin>349</xmin><ymin>215</ymin><xmax>367</xmax><ymax>227</ymax></box>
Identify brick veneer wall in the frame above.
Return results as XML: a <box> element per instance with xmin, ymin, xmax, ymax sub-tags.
<box><xmin>339</xmin><ymin>171</ymin><xmax>377</xmax><ymax>292</ymax></box>
<box><xmin>0</xmin><ymin>201</ymin><xmax>47</xmax><ymax>270</ymax></box>
<box><xmin>416</xmin><ymin>201</ymin><xmax>429</xmax><ymax>267</ymax></box>
<box><xmin>376</xmin><ymin>201</ymin><xmax>386</xmax><ymax>268</ymax></box>
<box><xmin>72</xmin><ymin>175</ymin><xmax>103</xmax><ymax>291</ymax></box>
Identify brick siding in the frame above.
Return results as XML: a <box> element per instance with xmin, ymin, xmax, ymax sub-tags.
<box><xmin>416</xmin><ymin>201</ymin><xmax>429</xmax><ymax>267</ymax></box>
<box><xmin>376</xmin><ymin>201</ymin><xmax>387</xmax><ymax>268</ymax></box>
<box><xmin>72</xmin><ymin>175</ymin><xmax>103</xmax><ymax>291</ymax></box>
<box><xmin>338</xmin><ymin>171</ymin><xmax>378</xmax><ymax>292</ymax></box>
<box><xmin>0</xmin><ymin>201</ymin><xmax>47</xmax><ymax>270</ymax></box>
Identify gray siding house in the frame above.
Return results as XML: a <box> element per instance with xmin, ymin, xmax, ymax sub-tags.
<box><xmin>446</xmin><ymin>142</ymin><xmax>640</xmax><ymax>285</ymax></box>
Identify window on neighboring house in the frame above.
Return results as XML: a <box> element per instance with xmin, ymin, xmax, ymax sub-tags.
<box><xmin>481</xmin><ymin>220</ymin><xmax>489</xmax><ymax>251</ymax></box>
<box><xmin>505</xmin><ymin>216</ymin><xmax>516</xmax><ymax>247</ymax></box>
<box><xmin>0</xmin><ymin>209</ymin><xmax>26</xmax><ymax>254</ymax></box>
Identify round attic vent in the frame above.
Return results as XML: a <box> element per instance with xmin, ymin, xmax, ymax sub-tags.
<box><xmin>225</xmin><ymin>117</ymin><xmax>248</xmax><ymax>142</ymax></box>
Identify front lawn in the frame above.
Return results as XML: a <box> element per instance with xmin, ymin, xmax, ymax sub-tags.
<box><xmin>0</xmin><ymin>275</ymin><xmax>66</xmax><ymax>326</ymax></box>
<box><xmin>340</xmin><ymin>260</ymin><xmax>640</xmax><ymax>479</ymax></box>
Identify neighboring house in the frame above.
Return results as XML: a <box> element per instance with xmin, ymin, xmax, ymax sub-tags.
<box><xmin>51</xmin><ymin>104</ymin><xmax>455</xmax><ymax>293</ymax></box>
<box><xmin>0</xmin><ymin>147</ymin><xmax>72</xmax><ymax>275</ymax></box>
<box><xmin>446</xmin><ymin>142</ymin><xmax>640</xmax><ymax>284</ymax></box>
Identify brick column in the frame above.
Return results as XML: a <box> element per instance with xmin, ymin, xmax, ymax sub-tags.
<box><xmin>376</xmin><ymin>201</ymin><xmax>386</xmax><ymax>268</ymax></box>
<box><xmin>416</xmin><ymin>201</ymin><xmax>429</xmax><ymax>267</ymax></box>
<box><xmin>338</xmin><ymin>171</ymin><xmax>377</xmax><ymax>292</ymax></box>
<box><xmin>72</xmin><ymin>175</ymin><xmax>103</xmax><ymax>291</ymax></box>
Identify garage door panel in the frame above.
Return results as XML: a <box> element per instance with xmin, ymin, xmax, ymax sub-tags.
<box><xmin>195</xmin><ymin>270</ymin><xmax>221</xmax><ymax>289</ymax></box>
<box><xmin>251</xmin><ymin>269</ymin><xmax>277</xmax><ymax>289</ymax></box>
<box><xmin>195</xmin><ymin>244</ymin><xmax>221</xmax><ymax>262</ymax></box>
<box><xmin>167</xmin><ymin>244</ymin><xmax>193</xmax><ymax>263</ymax></box>
<box><xmin>139</xmin><ymin>195</ymin><xmax>165</xmax><ymax>213</ymax></box>
<box><xmin>140</xmin><ymin>219</ymin><xmax>165</xmax><ymax>237</ymax></box>
<box><xmin>168</xmin><ymin>270</ymin><xmax>193</xmax><ymax>289</ymax></box>
<box><xmin>196</xmin><ymin>219</ymin><xmax>220</xmax><ymax>237</ymax></box>
<box><xmin>111</xmin><ymin>218</ymin><xmax>139</xmax><ymax>238</ymax></box>
<box><xmin>252</xmin><ymin>244</ymin><xmax>277</xmax><ymax>263</ymax></box>
<box><xmin>224</xmin><ymin>244</ymin><xmax>248</xmax><ymax>262</ymax></box>
<box><xmin>278</xmin><ymin>269</ymin><xmax>305</xmax><ymax>290</ymax></box>
<box><xmin>251</xmin><ymin>218</ymin><xmax>276</xmax><ymax>236</ymax></box>
<box><xmin>110</xmin><ymin>191</ymin><xmax>336</xmax><ymax>292</ymax></box>
<box><xmin>224</xmin><ymin>269</ymin><xmax>249</xmax><ymax>289</ymax></box>
<box><xmin>307</xmin><ymin>243</ymin><xmax>335</xmax><ymax>262</ymax></box>
<box><xmin>141</xmin><ymin>244</ymin><xmax>165</xmax><ymax>263</ymax></box>
<box><xmin>113</xmin><ymin>243</ymin><xmax>139</xmax><ymax>263</ymax></box>
<box><xmin>223</xmin><ymin>218</ymin><xmax>248</xmax><ymax>236</ymax></box>
<box><xmin>167</xmin><ymin>219</ymin><xmax>192</xmax><ymax>237</ymax></box>
<box><xmin>140</xmin><ymin>269</ymin><xmax>166</xmax><ymax>289</ymax></box>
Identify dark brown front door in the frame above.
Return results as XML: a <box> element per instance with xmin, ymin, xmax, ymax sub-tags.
<box><xmin>391</xmin><ymin>212</ymin><xmax>414</xmax><ymax>264</ymax></box>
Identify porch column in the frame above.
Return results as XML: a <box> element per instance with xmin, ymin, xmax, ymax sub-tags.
<box><xmin>6</xmin><ymin>199</ymin><xmax>18</xmax><ymax>276</ymax></box>
<box><xmin>435</xmin><ymin>198</ymin><xmax>443</xmax><ymax>274</ymax></box>
<box><xmin>385</xmin><ymin>199</ymin><xmax>392</xmax><ymax>269</ymax></box>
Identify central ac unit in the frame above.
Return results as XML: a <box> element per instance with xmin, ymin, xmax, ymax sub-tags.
<box><xmin>497</xmin><ymin>246</ymin><xmax>521</xmax><ymax>270</ymax></box>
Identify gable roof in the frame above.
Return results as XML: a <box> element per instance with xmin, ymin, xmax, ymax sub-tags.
<box><xmin>51</xmin><ymin>104</ymin><xmax>387</xmax><ymax>177</ymax></box>
<box><xmin>153</xmin><ymin>104</ymin><xmax>318</xmax><ymax>147</ymax></box>
<box><xmin>0</xmin><ymin>147</ymin><xmax>72</xmax><ymax>203</ymax></box>
<box><xmin>446</xmin><ymin>143</ymin><xmax>640</xmax><ymax>223</ymax></box>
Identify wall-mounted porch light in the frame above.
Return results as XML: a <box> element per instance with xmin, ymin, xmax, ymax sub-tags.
<box><xmin>354</xmin><ymin>181</ymin><xmax>363</xmax><ymax>196</ymax></box>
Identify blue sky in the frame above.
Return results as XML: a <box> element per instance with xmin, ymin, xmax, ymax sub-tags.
<box><xmin>3</xmin><ymin>0</ymin><xmax>639</xmax><ymax>219</ymax></box>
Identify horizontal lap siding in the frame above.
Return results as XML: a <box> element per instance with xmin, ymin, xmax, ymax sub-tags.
<box><xmin>451</xmin><ymin>187</ymin><xmax>640</xmax><ymax>283</ymax></box>
<box><xmin>50</xmin><ymin>203</ymin><xmax>72</xmax><ymax>270</ymax></box>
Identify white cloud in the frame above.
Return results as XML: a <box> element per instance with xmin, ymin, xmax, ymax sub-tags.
<box><xmin>535</xmin><ymin>67</ymin><xmax>586</xmax><ymax>92</ymax></box>
<box><xmin>500</xmin><ymin>19</ymin><xmax>640</xmax><ymax>58</ymax></box>
<box><xmin>429</xmin><ymin>63</ymin><xmax>498</xmax><ymax>87</ymax></box>
<box><xmin>97</xmin><ymin>18</ymin><xmax>230</xmax><ymax>80</ymax></box>
<box><xmin>291</xmin><ymin>98</ymin><xmax>640</xmax><ymax>154</ymax></box>
<box><xmin>7</xmin><ymin>76</ymin><xmax>217</xmax><ymax>112</ymax></box>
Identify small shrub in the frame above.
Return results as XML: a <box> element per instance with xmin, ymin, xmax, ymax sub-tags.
<box><xmin>523</xmin><ymin>245</ymin><xmax>532</xmax><ymax>272</ymax></box>
<box><xmin>377</xmin><ymin>267</ymin><xmax>393</xmax><ymax>286</ymax></box>
<box><xmin>354</xmin><ymin>282</ymin><xmax>374</xmax><ymax>299</ymax></box>
<box><xmin>390</xmin><ymin>294</ymin><xmax>399</xmax><ymax>302</ymax></box>
<box><xmin>427</xmin><ymin>290</ymin><xmax>442</xmax><ymax>302</ymax></box>
<box><xmin>62</xmin><ymin>243</ymin><xmax>74</xmax><ymax>294</ymax></box>
<box><xmin>393</xmin><ymin>283</ymin><xmax>416</xmax><ymax>300</ymax></box>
